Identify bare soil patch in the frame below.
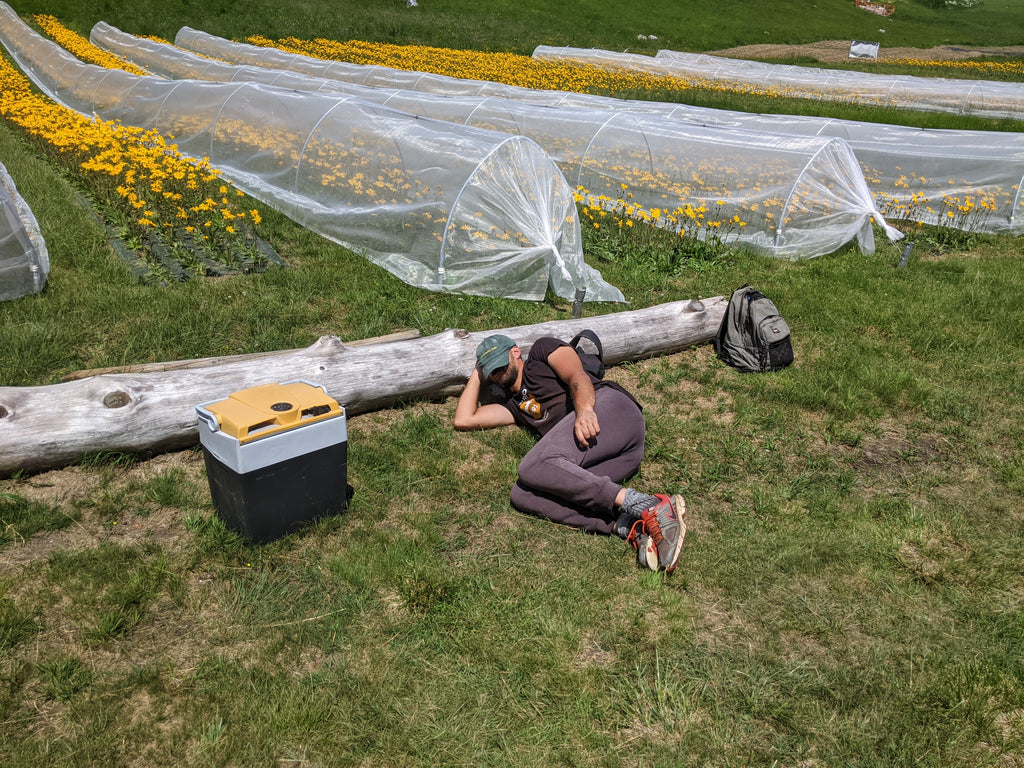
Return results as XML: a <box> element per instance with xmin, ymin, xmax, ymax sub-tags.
<box><xmin>1</xmin><ymin>450</ymin><xmax>204</xmax><ymax>573</ymax></box>
<box><xmin>705</xmin><ymin>39</ymin><xmax>1024</xmax><ymax>63</ymax></box>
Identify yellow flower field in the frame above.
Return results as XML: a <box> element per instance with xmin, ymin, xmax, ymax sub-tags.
<box><xmin>5</xmin><ymin>12</ymin><xmax>1013</xmax><ymax>282</ymax></box>
<box><xmin>887</xmin><ymin>56</ymin><xmax>1024</xmax><ymax>80</ymax></box>
<box><xmin>0</xmin><ymin>16</ymin><xmax>271</xmax><ymax>281</ymax></box>
<box><xmin>34</xmin><ymin>14</ymin><xmax>150</xmax><ymax>75</ymax></box>
<box><xmin>247</xmin><ymin>34</ymin><xmax>703</xmax><ymax>99</ymax></box>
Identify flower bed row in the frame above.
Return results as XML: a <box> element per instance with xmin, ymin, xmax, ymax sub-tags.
<box><xmin>0</xmin><ymin>16</ymin><xmax>279</xmax><ymax>284</ymax></box>
<box><xmin>255</xmin><ymin>34</ymin><xmax>1018</xmax><ymax>244</ymax></box>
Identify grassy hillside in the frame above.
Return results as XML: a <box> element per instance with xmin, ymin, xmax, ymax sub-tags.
<box><xmin>1</xmin><ymin>1</ymin><xmax>1023</xmax><ymax>767</ymax></box>
<box><xmin>7</xmin><ymin>0</ymin><xmax>1024</xmax><ymax>54</ymax></box>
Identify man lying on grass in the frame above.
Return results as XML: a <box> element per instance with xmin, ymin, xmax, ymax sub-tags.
<box><xmin>454</xmin><ymin>333</ymin><xmax>686</xmax><ymax>572</ymax></box>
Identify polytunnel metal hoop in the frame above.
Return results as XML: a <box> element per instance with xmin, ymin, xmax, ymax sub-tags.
<box><xmin>575</xmin><ymin>112</ymin><xmax>625</xmax><ymax>189</ymax></box>
<box><xmin>1011</xmin><ymin>175</ymin><xmax>1024</xmax><ymax>229</ymax></box>
<box><xmin>437</xmin><ymin>137</ymin><xmax>522</xmax><ymax>286</ymax></box>
<box><xmin>206</xmin><ymin>81</ymin><xmax>254</xmax><ymax>162</ymax></box>
<box><xmin>151</xmin><ymin>79</ymin><xmax>195</xmax><ymax>123</ymax></box>
<box><xmin>202</xmin><ymin>58</ymin><xmax>231</xmax><ymax>80</ymax></box>
<box><xmin>265</xmin><ymin>70</ymin><xmax>295</xmax><ymax>88</ymax></box>
<box><xmin>882</xmin><ymin>80</ymin><xmax>903</xmax><ymax>108</ymax></box>
<box><xmin>813</xmin><ymin>119</ymin><xmax>837</xmax><ymax>138</ymax></box>
<box><xmin>774</xmin><ymin>138</ymin><xmax>838</xmax><ymax>252</ymax></box>
<box><xmin>90</xmin><ymin>68</ymin><xmax>142</xmax><ymax>117</ymax></box>
<box><xmin>961</xmin><ymin>82</ymin><xmax>982</xmax><ymax>117</ymax></box>
<box><xmin>357</xmin><ymin>66</ymin><xmax>379</xmax><ymax>86</ymax></box>
<box><xmin>294</xmin><ymin>97</ymin><xmax>355</xmax><ymax>195</ymax></box>
<box><xmin>462</xmin><ymin>99</ymin><xmax>492</xmax><ymax>127</ymax></box>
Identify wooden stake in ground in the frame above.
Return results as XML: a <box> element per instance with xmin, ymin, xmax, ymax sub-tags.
<box><xmin>0</xmin><ymin>297</ymin><xmax>725</xmax><ymax>476</ymax></box>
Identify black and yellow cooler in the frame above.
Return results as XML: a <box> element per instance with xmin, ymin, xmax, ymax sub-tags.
<box><xmin>196</xmin><ymin>380</ymin><xmax>348</xmax><ymax>543</ymax></box>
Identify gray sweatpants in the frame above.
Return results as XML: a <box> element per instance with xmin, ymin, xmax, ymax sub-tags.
<box><xmin>509</xmin><ymin>386</ymin><xmax>645</xmax><ymax>535</ymax></box>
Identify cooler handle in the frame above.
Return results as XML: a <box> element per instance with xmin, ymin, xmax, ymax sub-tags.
<box><xmin>195</xmin><ymin>406</ymin><xmax>221</xmax><ymax>433</ymax></box>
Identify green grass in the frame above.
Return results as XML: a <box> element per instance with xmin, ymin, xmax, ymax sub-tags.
<box><xmin>0</xmin><ymin>492</ymin><xmax>75</xmax><ymax>545</ymax></box>
<box><xmin>2</xmin><ymin>0</ymin><xmax>1024</xmax><ymax>766</ymax></box>
<box><xmin>4</xmin><ymin>239</ymin><xmax>1022</xmax><ymax>766</ymax></box>
<box><xmin>10</xmin><ymin>0</ymin><xmax>1024</xmax><ymax>54</ymax></box>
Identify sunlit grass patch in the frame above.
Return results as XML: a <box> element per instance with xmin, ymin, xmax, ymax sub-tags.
<box><xmin>0</xmin><ymin>593</ymin><xmax>42</xmax><ymax>651</ymax></box>
<box><xmin>0</xmin><ymin>492</ymin><xmax>76</xmax><ymax>545</ymax></box>
<box><xmin>45</xmin><ymin>542</ymin><xmax>182</xmax><ymax>645</ymax></box>
<box><xmin>36</xmin><ymin>655</ymin><xmax>93</xmax><ymax>701</ymax></box>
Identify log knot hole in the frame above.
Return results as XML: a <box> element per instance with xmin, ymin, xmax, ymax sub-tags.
<box><xmin>0</xmin><ymin>405</ymin><xmax>7</xmax><ymax>419</ymax></box>
<box><xmin>103</xmin><ymin>391</ymin><xmax>131</xmax><ymax>408</ymax></box>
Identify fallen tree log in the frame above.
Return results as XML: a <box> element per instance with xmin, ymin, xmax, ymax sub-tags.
<box><xmin>0</xmin><ymin>296</ymin><xmax>725</xmax><ymax>476</ymax></box>
<box><xmin>60</xmin><ymin>329</ymin><xmax>421</xmax><ymax>381</ymax></box>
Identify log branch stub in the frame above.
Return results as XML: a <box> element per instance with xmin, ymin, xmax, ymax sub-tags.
<box><xmin>103</xmin><ymin>391</ymin><xmax>131</xmax><ymax>408</ymax></box>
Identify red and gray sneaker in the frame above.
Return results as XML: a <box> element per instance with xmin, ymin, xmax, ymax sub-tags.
<box><xmin>639</xmin><ymin>494</ymin><xmax>686</xmax><ymax>573</ymax></box>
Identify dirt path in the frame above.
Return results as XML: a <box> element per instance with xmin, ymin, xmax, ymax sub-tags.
<box><xmin>705</xmin><ymin>39</ymin><xmax>1024</xmax><ymax>63</ymax></box>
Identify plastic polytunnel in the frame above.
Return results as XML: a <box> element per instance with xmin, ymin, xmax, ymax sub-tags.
<box><xmin>654</xmin><ymin>107</ymin><xmax>1024</xmax><ymax>236</ymax></box>
<box><xmin>91</xmin><ymin>23</ymin><xmax>898</xmax><ymax>259</ymax></box>
<box><xmin>171</xmin><ymin>27</ymin><xmax>1023</xmax><ymax>236</ymax></box>
<box><xmin>0</xmin><ymin>161</ymin><xmax>48</xmax><ymax>302</ymax></box>
<box><xmin>534</xmin><ymin>45</ymin><xmax>1024</xmax><ymax>120</ymax></box>
<box><xmin>174</xmin><ymin>26</ymin><xmax>558</xmax><ymax>103</ymax></box>
<box><xmin>0</xmin><ymin>5</ymin><xmax>618</xmax><ymax>303</ymax></box>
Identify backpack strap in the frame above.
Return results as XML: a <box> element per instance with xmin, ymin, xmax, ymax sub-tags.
<box><xmin>569</xmin><ymin>329</ymin><xmax>603</xmax><ymax>360</ymax></box>
<box><xmin>569</xmin><ymin>329</ymin><xmax>605</xmax><ymax>380</ymax></box>
<box><xmin>715</xmin><ymin>284</ymin><xmax>752</xmax><ymax>364</ymax></box>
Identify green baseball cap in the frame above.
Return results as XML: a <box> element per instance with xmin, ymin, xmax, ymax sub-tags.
<box><xmin>476</xmin><ymin>334</ymin><xmax>516</xmax><ymax>378</ymax></box>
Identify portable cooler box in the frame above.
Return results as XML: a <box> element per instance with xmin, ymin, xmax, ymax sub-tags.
<box><xmin>196</xmin><ymin>380</ymin><xmax>348</xmax><ymax>543</ymax></box>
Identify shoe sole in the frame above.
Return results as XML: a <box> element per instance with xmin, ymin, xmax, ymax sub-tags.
<box><xmin>640</xmin><ymin>535</ymin><xmax>659</xmax><ymax>571</ymax></box>
<box><xmin>663</xmin><ymin>494</ymin><xmax>687</xmax><ymax>573</ymax></box>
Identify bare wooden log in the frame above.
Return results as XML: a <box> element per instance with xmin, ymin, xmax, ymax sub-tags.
<box><xmin>0</xmin><ymin>297</ymin><xmax>725</xmax><ymax>476</ymax></box>
<box><xmin>60</xmin><ymin>329</ymin><xmax>421</xmax><ymax>381</ymax></box>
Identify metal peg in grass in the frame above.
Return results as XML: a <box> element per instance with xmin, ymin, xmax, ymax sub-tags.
<box><xmin>897</xmin><ymin>241</ymin><xmax>914</xmax><ymax>269</ymax></box>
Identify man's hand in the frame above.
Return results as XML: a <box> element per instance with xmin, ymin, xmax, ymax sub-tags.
<box><xmin>573</xmin><ymin>406</ymin><xmax>600</xmax><ymax>449</ymax></box>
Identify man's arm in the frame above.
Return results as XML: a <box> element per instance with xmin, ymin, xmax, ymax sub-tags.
<box><xmin>453</xmin><ymin>368</ymin><xmax>516</xmax><ymax>431</ymax></box>
<box><xmin>546</xmin><ymin>344</ymin><xmax>599</xmax><ymax>448</ymax></box>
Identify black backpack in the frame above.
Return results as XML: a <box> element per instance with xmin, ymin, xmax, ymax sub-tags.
<box><xmin>715</xmin><ymin>285</ymin><xmax>794</xmax><ymax>373</ymax></box>
<box><xmin>569</xmin><ymin>329</ymin><xmax>606</xmax><ymax>379</ymax></box>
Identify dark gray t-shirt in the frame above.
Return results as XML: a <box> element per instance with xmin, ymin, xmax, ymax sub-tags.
<box><xmin>497</xmin><ymin>337</ymin><xmax>640</xmax><ymax>437</ymax></box>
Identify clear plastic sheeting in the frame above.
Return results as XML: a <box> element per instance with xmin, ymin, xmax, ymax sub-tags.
<box><xmin>0</xmin><ymin>161</ymin><xmax>48</xmax><ymax>302</ymax></box>
<box><xmin>92</xmin><ymin>24</ymin><xmax>897</xmax><ymax>259</ymax></box>
<box><xmin>534</xmin><ymin>45</ymin><xmax>1024</xmax><ymax>119</ymax></box>
<box><xmin>171</xmin><ymin>28</ymin><xmax>1024</xmax><ymax>236</ymax></box>
<box><xmin>0</xmin><ymin>4</ymin><xmax>618</xmax><ymax>303</ymax></box>
<box><xmin>175</xmin><ymin>26</ymin><xmax>544</xmax><ymax>102</ymax></box>
<box><xmin>660</xmin><ymin>108</ymin><xmax>1024</xmax><ymax>235</ymax></box>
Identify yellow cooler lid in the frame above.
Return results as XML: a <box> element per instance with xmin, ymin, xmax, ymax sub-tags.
<box><xmin>202</xmin><ymin>381</ymin><xmax>343</xmax><ymax>443</ymax></box>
